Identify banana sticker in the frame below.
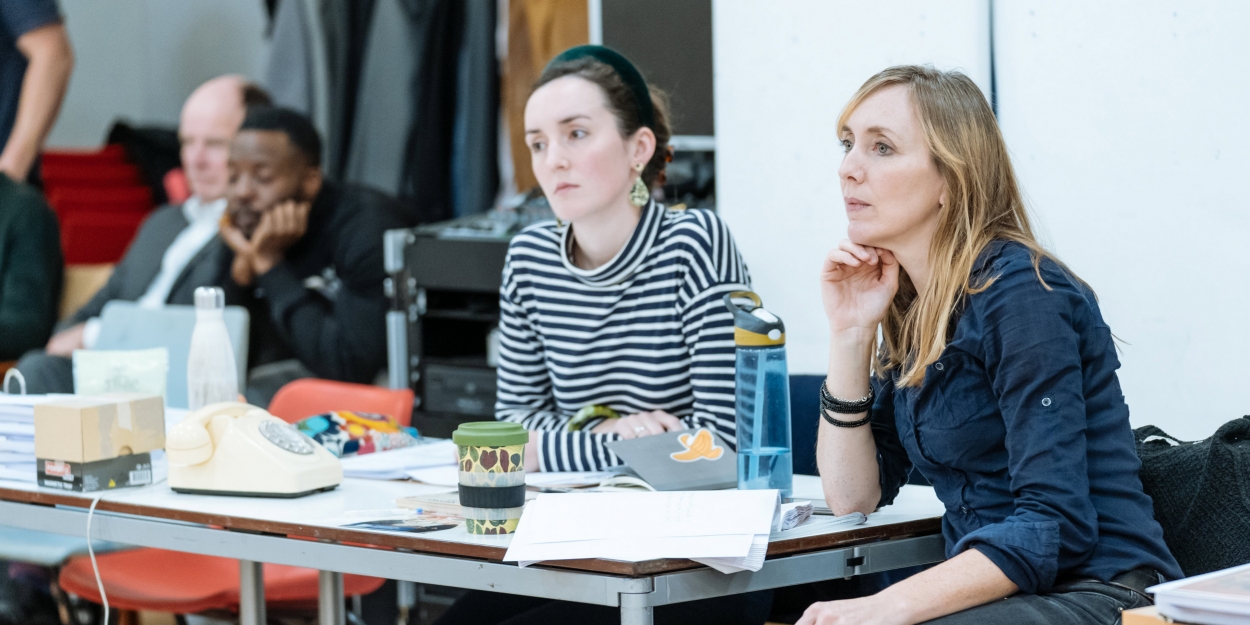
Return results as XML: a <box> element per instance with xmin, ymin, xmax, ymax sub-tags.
<box><xmin>670</xmin><ymin>429</ymin><xmax>724</xmax><ymax>462</ymax></box>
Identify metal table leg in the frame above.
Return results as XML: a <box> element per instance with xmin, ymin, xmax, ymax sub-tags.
<box><xmin>239</xmin><ymin>560</ymin><xmax>265</xmax><ymax>625</ymax></box>
<box><xmin>319</xmin><ymin>570</ymin><xmax>345</xmax><ymax>625</ymax></box>
<box><xmin>397</xmin><ymin>580</ymin><xmax>417</xmax><ymax>624</ymax></box>
<box><xmin>620</xmin><ymin>592</ymin><xmax>654</xmax><ymax>625</ymax></box>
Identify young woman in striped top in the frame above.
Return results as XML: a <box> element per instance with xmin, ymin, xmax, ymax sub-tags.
<box><xmin>432</xmin><ymin>46</ymin><xmax>771</xmax><ymax>625</ymax></box>
<box><xmin>497</xmin><ymin>46</ymin><xmax>751</xmax><ymax>475</ymax></box>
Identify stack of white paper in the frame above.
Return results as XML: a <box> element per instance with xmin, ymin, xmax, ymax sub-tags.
<box><xmin>340</xmin><ymin>440</ymin><xmax>458</xmax><ymax>479</ymax></box>
<box><xmin>0</xmin><ymin>394</ymin><xmax>60</xmax><ymax>482</ymax></box>
<box><xmin>504</xmin><ymin>490</ymin><xmax>780</xmax><ymax>572</ymax></box>
<box><xmin>1151</xmin><ymin>562</ymin><xmax>1250</xmax><ymax>625</ymax></box>
<box><xmin>524</xmin><ymin>470</ymin><xmax>622</xmax><ymax>489</ymax></box>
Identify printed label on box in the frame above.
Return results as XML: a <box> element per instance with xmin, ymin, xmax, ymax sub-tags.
<box><xmin>43</xmin><ymin>460</ymin><xmax>71</xmax><ymax>478</ymax></box>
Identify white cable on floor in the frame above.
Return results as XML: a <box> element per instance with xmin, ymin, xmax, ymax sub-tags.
<box><xmin>86</xmin><ymin>496</ymin><xmax>109</xmax><ymax>625</ymax></box>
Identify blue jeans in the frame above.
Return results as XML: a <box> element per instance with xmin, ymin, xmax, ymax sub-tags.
<box><xmin>923</xmin><ymin>579</ymin><xmax>1152</xmax><ymax>625</ymax></box>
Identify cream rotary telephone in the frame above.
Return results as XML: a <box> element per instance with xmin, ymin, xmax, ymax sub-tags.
<box><xmin>166</xmin><ymin>402</ymin><xmax>342</xmax><ymax>497</ymax></box>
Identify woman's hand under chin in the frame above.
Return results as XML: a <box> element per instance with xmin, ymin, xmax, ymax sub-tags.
<box><xmin>820</xmin><ymin>239</ymin><xmax>900</xmax><ymax>336</ymax></box>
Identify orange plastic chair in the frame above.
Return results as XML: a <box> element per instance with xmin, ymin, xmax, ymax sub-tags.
<box><xmin>269</xmin><ymin>378</ymin><xmax>414</xmax><ymax>426</ymax></box>
<box><xmin>58</xmin><ymin>551</ymin><xmax>383</xmax><ymax>614</ymax></box>
<box><xmin>57</xmin><ymin>380</ymin><xmax>415</xmax><ymax>617</ymax></box>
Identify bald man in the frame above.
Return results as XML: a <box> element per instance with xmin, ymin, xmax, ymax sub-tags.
<box><xmin>15</xmin><ymin>76</ymin><xmax>271</xmax><ymax>393</ymax></box>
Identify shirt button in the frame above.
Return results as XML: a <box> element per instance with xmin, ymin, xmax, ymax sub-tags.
<box><xmin>934</xmin><ymin>362</ymin><xmax>945</xmax><ymax>371</ymax></box>
<box><xmin>1042</xmin><ymin>397</ymin><xmax>1052</xmax><ymax>407</ymax></box>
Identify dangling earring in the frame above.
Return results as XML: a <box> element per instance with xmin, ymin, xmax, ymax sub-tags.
<box><xmin>629</xmin><ymin>163</ymin><xmax>648</xmax><ymax>207</ymax></box>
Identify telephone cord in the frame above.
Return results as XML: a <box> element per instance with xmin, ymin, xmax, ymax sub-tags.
<box><xmin>86</xmin><ymin>496</ymin><xmax>109</xmax><ymax>625</ymax></box>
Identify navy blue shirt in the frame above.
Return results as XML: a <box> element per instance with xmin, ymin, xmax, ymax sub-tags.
<box><xmin>0</xmin><ymin>0</ymin><xmax>60</xmax><ymax>149</ymax></box>
<box><xmin>871</xmin><ymin>240</ymin><xmax>1182</xmax><ymax>594</ymax></box>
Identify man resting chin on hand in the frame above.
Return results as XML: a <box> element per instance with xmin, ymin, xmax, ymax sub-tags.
<box><xmin>219</xmin><ymin>106</ymin><xmax>411</xmax><ymax>404</ymax></box>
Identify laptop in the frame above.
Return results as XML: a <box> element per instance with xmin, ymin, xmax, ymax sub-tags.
<box><xmin>95</xmin><ymin>301</ymin><xmax>250</xmax><ymax>409</ymax></box>
<box><xmin>606</xmin><ymin>428</ymin><xmax>737</xmax><ymax>491</ymax></box>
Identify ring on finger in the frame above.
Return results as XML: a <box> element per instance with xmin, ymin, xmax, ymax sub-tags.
<box><xmin>633</xmin><ymin>425</ymin><xmax>647</xmax><ymax>435</ymax></box>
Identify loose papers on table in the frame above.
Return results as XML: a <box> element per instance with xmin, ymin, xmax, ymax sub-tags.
<box><xmin>504</xmin><ymin>490</ymin><xmax>781</xmax><ymax>572</ymax></box>
<box><xmin>406</xmin><ymin>465</ymin><xmax>621</xmax><ymax>489</ymax></box>
<box><xmin>340</xmin><ymin>440</ymin><xmax>458</xmax><ymax>479</ymax></box>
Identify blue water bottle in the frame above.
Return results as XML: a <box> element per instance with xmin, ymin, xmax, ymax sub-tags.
<box><xmin>725</xmin><ymin>291</ymin><xmax>793</xmax><ymax>498</ymax></box>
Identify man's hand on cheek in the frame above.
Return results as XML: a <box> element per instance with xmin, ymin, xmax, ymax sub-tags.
<box><xmin>250</xmin><ymin>200</ymin><xmax>311</xmax><ymax>276</ymax></box>
<box><xmin>220</xmin><ymin>216</ymin><xmax>257</xmax><ymax>287</ymax></box>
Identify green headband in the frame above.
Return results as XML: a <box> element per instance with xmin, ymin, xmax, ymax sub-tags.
<box><xmin>546</xmin><ymin>45</ymin><xmax>655</xmax><ymax>129</ymax></box>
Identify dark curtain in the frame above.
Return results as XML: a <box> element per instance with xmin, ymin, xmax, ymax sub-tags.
<box><xmin>266</xmin><ymin>0</ymin><xmax>498</xmax><ymax>221</ymax></box>
<box><xmin>398</xmin><ymin>0</ymin><xmax>463</xmax><ymax>224</ymax></box>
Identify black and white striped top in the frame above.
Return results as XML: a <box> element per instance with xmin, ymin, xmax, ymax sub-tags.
<box><xmin>495</xmin><ymin>201</ymin><xmax>752</xmax><ymax>472</ymax></box>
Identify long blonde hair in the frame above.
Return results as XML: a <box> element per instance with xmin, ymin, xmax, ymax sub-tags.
<box><xmin>839</xmin><ymin>65</ymin><xmax>1068</xmax><ymax>387</ymax></box>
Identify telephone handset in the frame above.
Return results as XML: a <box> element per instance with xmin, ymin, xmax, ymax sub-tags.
<box><xmin>167</xmin><ymin>401</ymin><xmax>342</xmax><ymax>498</ymax></box>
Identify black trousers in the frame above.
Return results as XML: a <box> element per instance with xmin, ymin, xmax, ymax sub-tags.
<box><xmin>922</xmin><ymin>579</ymin><xmax>1152</xmax><ymax>624</ymax></box>
<box><xmin>433</xmin><ymin>589</ymin><xmax>773</xmax><ymax>625</ymax></box>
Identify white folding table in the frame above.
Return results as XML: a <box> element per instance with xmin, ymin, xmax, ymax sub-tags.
<box><xmin>0</xmin><ymin>474</ymin><xmax>945</xmax><ymax>625</ymax></box>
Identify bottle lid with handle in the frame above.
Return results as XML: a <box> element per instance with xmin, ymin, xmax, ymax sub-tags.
<box><xmin>452</xmin><ymin>421</ymin><xmax>529</xmax><ymax>447</ymax></box>
<box><xmin>194</xmin><ymin>286</ymin><xmax>225</xmax><ymax>310</ymax></box>
<box><xmin>723</xmin><ymin>291</ymin><xmax>785</xmax><ymax>347</ymax></box>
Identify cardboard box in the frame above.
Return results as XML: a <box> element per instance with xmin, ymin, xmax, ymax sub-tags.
<box><xmin>34</xmin><ymin>394</ymin><xmax>164</xmax><ymax>492</ymax></box>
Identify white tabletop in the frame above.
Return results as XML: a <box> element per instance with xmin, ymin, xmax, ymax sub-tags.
<box><xmin>2</xmin><ymin>403</ymin><xmax>945</xmax><ymax>553</ymax></box>
<box><xmin>0</xmin><ymin>470</ymin><xmax>944</xmax><ymax>553</ymax></box>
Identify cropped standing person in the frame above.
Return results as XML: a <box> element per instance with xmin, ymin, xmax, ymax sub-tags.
<box><xmin>0</xmin><ymin>0</ymin><xmax>71</xmax><ymax>366</ymax></box>
<box><xmin>798</xmin><ymin>66</ymin><xmax>1181</xmax><ymax>625</ymax></box>
<box><xmin>0</xmin><ymin>0</ymin><xmax>72</xmax><ymax>183</ymax></box>
<box><xmin>435</xmin><ymin>45</ymin><xmax>769</xmax><ymax>625</ymax></box>
<box><xmin>0</xmin><ymin>173</ymin><xmax>59</xmax><ymax>362</ymax></box>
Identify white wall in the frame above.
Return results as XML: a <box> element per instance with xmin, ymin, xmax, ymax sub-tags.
<box><xmin>714</xmin><ymin>1</ymin><xmax>1250</xmax><ymax>439</ymax></box>
<box><xmin>47</xmin><ymin>0</ymin><xmax>270</xmax><ymax>147</ymax></box>
<box><xmin>994</xmin><ymin>1</ymin><xmax>1250</xmax><ymax>438</ymax></box>
<box><xmin>713</xmin><ymin>0</ymin><xmax>991</xmax><ymax>376</ymax></box>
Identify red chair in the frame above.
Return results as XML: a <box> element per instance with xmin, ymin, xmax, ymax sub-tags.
<box><xmin>58</xmin><ymin>381</ymin><xmax>415</xmax><ymax>619</ymax></box>
<box><xmin>49</xmin><ymin>196</ymin><xmax>152</xmax><ymax>219</ymax></box>
<box><xmin>50</xmin><ymin>199</ymin><xmax>150</xmax><ymax>220</ymax></box>
<box><xmin>60</xmin><ymin>211</ymin><xmax>147</xmax><ymax>264</ymax></box>
<box><xmin>270</xmin><ymin>379</ymin><xmax>415</xmax><ymax>426</ymax></box>
<box><xmin>41</xmin><ymin>145</ymin><xmax>126</xmax><ymax>169</ymax></box>
<box><xmin>41</xmin><ymin>162</ymin><xmax>143</xmax><ymax>189</ymax></box>
<box><xmin>47</xmin><ymin>186</ymin><xmax>153</xmax><ymax>212</ymax></box>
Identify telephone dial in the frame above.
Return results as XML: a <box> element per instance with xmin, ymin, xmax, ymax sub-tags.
<box><xmin>167</xmin><ymin>402</ymin><xmax>342</xmax><ymax>497</ymax></box>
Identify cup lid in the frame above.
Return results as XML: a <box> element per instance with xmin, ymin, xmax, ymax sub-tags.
<box><xmin>452</xmin><ymin>421</ymin><xmax>529</xmax><ymax>446</ymax></box>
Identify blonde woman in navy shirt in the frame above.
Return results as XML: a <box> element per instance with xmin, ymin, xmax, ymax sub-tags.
<box><xmin>799</xmin><ymin>66</ymin><xmax>1180</xmax><ymax>625</ymax></box>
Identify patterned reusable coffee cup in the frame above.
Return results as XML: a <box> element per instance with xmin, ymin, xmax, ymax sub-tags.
<box><xmin>452</xmin><ymin>422</ymin><xmax>528</xmax><ymax>534</ymax></box>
